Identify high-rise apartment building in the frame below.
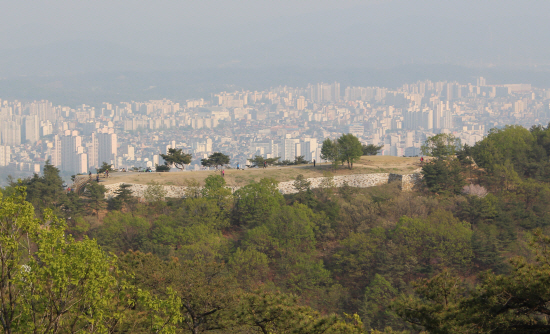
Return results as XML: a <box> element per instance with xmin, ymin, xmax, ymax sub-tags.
<box><xmin>86</xmin><ymin>132</ymin><xmax>98</xmax><ymax>170</ymax></box>
<box><xmin>300</xmin><ymin>138</ymin><xmax>318</xmax><ymax>162</ymax></box>
<box><xmin>297</xmin><ymin>96</ymin><xmax>306</xmax><ymax>110</ymax></box>
<box><xmin>52</xmin><ymin>135</ymin><xmax>62</xmax><ymax>167</ymax></box>
<box><xmin>332</xmin><ymin>82</ymin><xmax>341</xmax><ymax>101</ymax></box>
<box><xmin>0</xmin><ymin>117</ymin><xmax>21</xmax><ymax>146</ymax></box>
<box><xmin>23</xmin><ymin>115</ymin><xmax>40</xmax><ymax>143</ymax></box>
<box><xmin>477</xmin><ymin>77</ymin><xmax>486</xmax><ymax>87</ymax></box>
<box><xmin>97</xmin><ymin>132</ymin><xmax>117</xmax><ymax>167</ymax></box>
<box><xmin>0</xmin><ymin>145</ymin><xmax>11</xmax><ymax>166</ymax></box>
<box><xmin>61</xmin><ymin>130</ymin><xmax>87</xmax><ymax>174</ymax></box>
<box><xmin>280</xmin><ymin>137</ymin><xmax>300</xmax><ymax>161</ymax></box>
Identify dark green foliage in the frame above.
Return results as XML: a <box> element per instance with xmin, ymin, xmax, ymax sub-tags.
<box><xmin>321</xmin><ymin>138</ymin><xmax>340</xmax><ymax>170</ymax></box>
<box><xmin>96</xmin><ymin>161</ymin><xmax>113</xmax><ymax>173</ymax></box>
<box><xmin>470</xmin><ymin>124</ymin><xmax>550</xmax><ymax>183</ymax></box>
<box><xmin>91</xmin><ymin>211</ymin><xmax>149</xmax><ymax>253</ymax></box>
<box><xmin>362</xmin><ymin>144</ymin><xmax>383</xmax><ymax>156</ymax></box>
<box><xmin>160</xmin><ymin>147</ymin><xmax>192</xmax><ymax>170</ymax></box>
<box><xmin>421</xmin><ymin>133</ymin><xmax>461</xmax><ymax>159</ymax></box>
<box><xmin>16</xmin><ymin>160</ymin><xmax>68</xmax><ymax>214</ymax></box>
<box><xmin>361</xmin><ymin>274</ymin><xmax>403</xmax><ymax>331</ymax></box>
<box><xmin>293</xmin><ymin>174</ymin><xmax>316</xmax><ymax>205</ymax></box>
<box><xmin>108</xmin><ymin>183</ymin><xmax>135</xmax><ymax>210</ymax></box>
<box><xmin>249</xmin><ymin>155</ymin><xmax>280</xmax><ymax>167</ymax></box>
<box><xmin>294</xmin><ymin>155</ymin><xmax>309</xmax><ymax>164</ymax></box>
<box><xmin>470</xmin><ymin>224</ymin><xmax>509</xmax><ymax>273</ymax></box>
<box><xmin>321</xmin><ymin>134</ymin><xmax>364</xmax><ymax>169</ymax></box>
<box><xmin>155</xmin><ymin>163</ymin><xmax>170</xmax><ymax>172</ymax></box>
<box><xmin>392</xmin><ymin>231</ymin><xmax>550</xmax><ymax>333</ymax></box>
<box><xmin>276</xmin><ymin>159</ymin><xmax>294</xmax><ymax>166</ymax></box>
<box><xmin>338</xmin><ymin>133</ymin><xmax>364</xmax><ymax>169</ymax></box>
<box><xmin>421</xmin><ymin>158</ymin><xmax>465</xmax><ymax>194</ymax></box>
<box><xmin>201</xmin><ymin>152</ymin><xmax>230</xmax><ymax>169</ymax></box>
<box><xmin>232</xmin><ymin>178</ymin><xmax>284</xmax><ymax>228</ymax></box>
<box><xmin>83</xmin><ymin>181</ymin><xmax>107</xmax><ymax>220</ymax></box>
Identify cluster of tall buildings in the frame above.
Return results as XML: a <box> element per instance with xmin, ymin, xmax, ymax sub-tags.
<box><xmin>0</xmin><ymin>79</ymin><xmax>549</xmax><ymax>178</ymax></box>
<box><xmin>50</xmin><ymin>129</ymin><xmax>117</xmax><ymax>174</ymax></box>
<box><xmin>249</xmin><ymin>137</ymin><xmax>320</xmax><ymax>162</ymax></box>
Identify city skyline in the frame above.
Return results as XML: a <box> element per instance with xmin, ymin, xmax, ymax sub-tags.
<box><xmin>0</xmin><ymin>76</ymin><xmax>548</xmax><ymax>184</ymax></box>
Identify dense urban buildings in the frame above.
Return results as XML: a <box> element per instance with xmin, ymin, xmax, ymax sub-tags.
<box><xmin>0</xmin><ymin>78</ymin><xmax>549</xmax><ymax>179</ymax></box>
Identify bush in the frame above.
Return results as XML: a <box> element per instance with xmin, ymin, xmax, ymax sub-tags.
<box><xmin>155</xmin><ymin>164</ymin><xmax>170</xmax><ymax>172</ymax></box>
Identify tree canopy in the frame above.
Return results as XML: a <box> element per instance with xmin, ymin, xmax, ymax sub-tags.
<box><xmin>201</xmin><ymin>152</ymin><xmax>230</xmax><ymax>169</ymax></box>
<box><xmin>421</xmin><ymin>133</ymin><xmax>461</xmax><ymax>159</ymax></box>
<box><xmin>362</xmin><ymin>144</ymin><xmax>383</xmax><ymax>156</ymax></box>
<box><xmin>7</xmin><ymin>124</ymin><xmax>550</xmax><ymax>333</ymax></box>
<box><xmin>322</xmin><ymin>134</ymin><xmax>363</xmax><ymax>169</ymax></box>
<box><xmin>160</xmin><ymin>148</ymin><xmax>192</xmax><ymax>170</ymax></box>
<box><xmin>97</xmin><ymin>161</ymin><xmax>113</xmax><ymax>173</ymax></box>
<box><xmin>338</xmin><ymin>133</ymin><xmax>364</xmax><ymax>169</ymax></box>
<box><xmin>248</xmin><ymin>155</ymin><xmax>280</xmax><ymax>167</ymax></box>
<box><xmin>321</xmin><ymin>138</ymin><xmax>340</xmax><ymax>170</ymax></box>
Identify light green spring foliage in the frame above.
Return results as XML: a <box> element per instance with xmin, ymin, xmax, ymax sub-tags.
<box><xmin>337</xmin><ymin>133</ymin><xmax>364</xmax><ymax>169</ymax></box>
<box><xmin>390</xmin><ymin>211</ymin><xmax>473</xmax><ymax>270</ymax></box>
<box><xmin>201</xmin><ymin>175</ymin><xmax>233</xmax><ymax>211</ymax></box>
<box><xmin>0</xmin><ymin>187</ymin><xmax>123</xmax><ymax>333</ymax></box>
<box><xmin>233</xmin><ymin>178</ymin><xmax>284</xmax><ymax>228</ymax></box>
<box><xmin>320</xmin><ymin>134</ymin><xmax>363</xmax><ymax>170</ymax></box>
<box><xmin>321</xmin><ymin>138</ymin><xmax>341</xmax><ymax>170</ymax></box>
<box><xmin>471</xmin><ymin>125</ymin><xmax>533</xmax><ymax>173</ymax></box>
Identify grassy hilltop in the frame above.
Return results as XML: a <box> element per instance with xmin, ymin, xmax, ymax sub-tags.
<box><xmin>102</xmin><ymin>156</ymin><xmax>423</xmax><ymax>187</ymax></box>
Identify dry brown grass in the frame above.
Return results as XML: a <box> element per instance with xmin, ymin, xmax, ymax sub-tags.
<box><xmin>101</xmin><ymin>156</ymin><xmax>425</xmax><ymax>187</ymax></box>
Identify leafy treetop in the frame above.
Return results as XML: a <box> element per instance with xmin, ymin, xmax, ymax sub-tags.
<box><xmin>160</xmin><ymin>148</ymin><xmax>192</xmax><ymax>170</ymax></box>
<box><xmin>201</xmin><ymin>152</ymin><xmax>230</xmax><ymax>169</ymax></box>
<box><xmin>421</xmin><ymin>133</ymin><xmax>461</xmax><ymax>159</ymax></box>
<box><xmin>362</xmin><ymin>144</ymin><xmax>383</xmax><ymax>156</ymax></box>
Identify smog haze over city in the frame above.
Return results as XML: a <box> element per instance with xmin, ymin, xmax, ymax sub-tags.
<box><xmin>2</xmin><ymin>0</ymin><xmax>550</xmax><ymax>182</ymax></box>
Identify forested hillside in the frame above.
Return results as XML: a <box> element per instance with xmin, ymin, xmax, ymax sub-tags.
<box><xmin>3</xmin><ymin>124</ymin><xmax>550</xmax><ymax>333</ymax></box>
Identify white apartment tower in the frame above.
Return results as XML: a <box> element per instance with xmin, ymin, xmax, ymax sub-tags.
<box><xmin>97</xmin><ymin>132</ymin><xmax>117</xmax><ymax>167</ymax></box>
<box><xmin>23</xmin><ymin>115</ymin><xmax>40</xmax><ymax>143</ymax></box>
<box><xmin>87</xmin><ymin>132</ymin><xmax>98</xmax><ymax>170</ymax></box>
<box><xmin>0</xmin><ymin>146</ymin><xmax>11</xmax><ymax>166</ymax></box>
<box><xmin>52</xmin><ymin>135</ymin><xmax>62</xmax><ymax>167</ymax></box>
<box><xmin>61</xmin><ymin>130</ymin><xmax>87</xmax><ymax>174</ymax></box>
<box><xmin>280</xmin><ymin>137</ymin><xmax>300</xmax><ymax>161</ymax></box>
<box><xmin>0</xmin><ymin>118</ymin><xmax>21</xmax><ymax>146</ymax></box>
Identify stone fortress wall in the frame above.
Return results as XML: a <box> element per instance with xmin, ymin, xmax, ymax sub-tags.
<box><xmin>103</xmin><ymin>172</ymin><xmax>422</xmax><ymax>198</ymax></box>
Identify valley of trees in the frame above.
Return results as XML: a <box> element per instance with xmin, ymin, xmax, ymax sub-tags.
<box><xmin>4</xmin><ymin>124</ymin><xmax>550</xmax><ymax>333</ymax></box>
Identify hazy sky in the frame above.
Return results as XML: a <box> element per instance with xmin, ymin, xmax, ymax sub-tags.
<box><xmin>1</xmin><ymin>0</ymin><xmax>550</xmax><ymax>75</ymax></box>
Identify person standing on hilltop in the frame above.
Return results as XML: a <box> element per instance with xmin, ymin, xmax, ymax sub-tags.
<box><xmin>313</xmin><ymin>159</ymin><xmax>316</xmax><ymax>167</ymax></box>
<box><xmin>263</xmin><ymin>161</ymin><xmax>267</xmax><ymax>169</ymax></box>
<box><xmin>222</xmin><ymin>169</ymin><xmax>225</xmax><ymax>177</ymax></box>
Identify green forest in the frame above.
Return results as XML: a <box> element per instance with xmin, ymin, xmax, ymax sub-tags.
<box><xmin>4</xmin><ymin>124</ymin><xmax>550</xmax><ymax>333</ymax></box>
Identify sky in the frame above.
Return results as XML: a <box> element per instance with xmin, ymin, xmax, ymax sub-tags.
<box><xmin>1</xmin><ymin>0</ymin><xmax>550</xmax><ymax>101</ymax></box>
